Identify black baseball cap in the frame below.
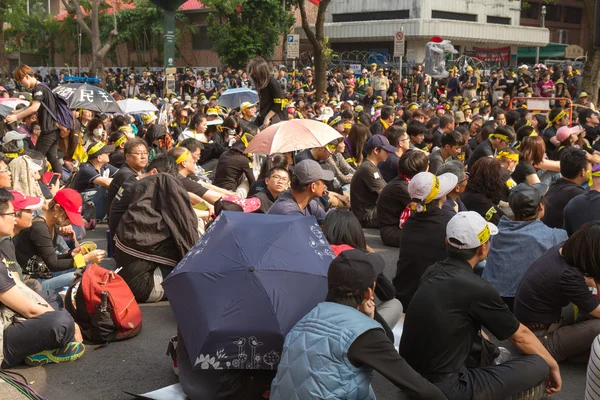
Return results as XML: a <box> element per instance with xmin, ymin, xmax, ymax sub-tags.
<box><xmin>328</xmin><ymin>249</ymin><xmax>385</xmax><ymax>297</ymax></box>
<box><xmin>364</xmin><ymin>134</ymin><xmax>397</xmax><ymax>153</ymax></box>
<box><xmin>509</xmin><ymin>183</ymin><xmax>548</xmax><ymax>216</ymax></box>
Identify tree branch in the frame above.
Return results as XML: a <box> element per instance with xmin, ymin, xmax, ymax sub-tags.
<box><xmin>98</xmin><ymin>9</ymin><xmax>119</xmax><ymax>57</ymax></box>
<box><xmin>61</xmin><ymin>0</ymin><xmax>93</xmax><ymax>38</ymax></box>
<box><xmin>297</xmin><ymin>0</ymin><xmax>318</xmax><ymax>49</ymax></box>
<box><xmin>315</xmin><ymin>0</ymin><xmax>330</xmax><ymax>42</ymax></box>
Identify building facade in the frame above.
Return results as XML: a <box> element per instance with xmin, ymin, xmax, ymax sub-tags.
<box><xmin>295</xmin><ymin>0</ymin><xmax>550</xmax><ymax>65</ymax></box>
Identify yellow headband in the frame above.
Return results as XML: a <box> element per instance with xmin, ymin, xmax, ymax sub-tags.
<box><xmin>328</xmin><ymin>116</ymin><xmax>342</xmax><ymax>127</ymax></box>
<box><xmin>424</xmin><ymin>175</ymin><xmax>440</xmax><ymax>204</ymax></box>
<box><xmin>489</xmin><ymin>133</ymin><xmax>510</xmax><ymax>143</ymax></box>
<box><xmin>87</xmin><ymin>142</ymin><xmax>105</xmax><ymax>156</ymax></box>
<box><xmin>176</xmin><ymin>149</ymin><xmax>191</xmax><ymax>165</ymax></box>
<box><xmin>550</xmin><ymin>110</ymin><xmax>567</xmax><ymax>124</ymax></box>
<box><xmin>525</xmin><ymin>119</ymin><xmax>532</xmax><ymax>127</ymax></box>
<box><xmin>114</xmin><ymin>135</ymin><xmax>127</xmax><ymax>147</ymax></box>
<box><xmin>496</xmin><ymin>151</ymin><xmax>519</xmax><ymax>162</ymax></box>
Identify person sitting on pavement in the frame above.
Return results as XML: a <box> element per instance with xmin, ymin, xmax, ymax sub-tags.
<box><xmin>0</xmin><ymin>189</ymin><xmax>85</xmax><ymax>368</ymax></box>
<box><xmin>169</xmin><ymin>147</ymin><xmax>223</xmax><ymax>206</ymax></box>
<box><xmin>114</xmin><ymin>172</ymin><xmax>199</xmax><ymax>303</ymax></box>
<box><xmin>178</xmin><ymin>113</ymin><xmax>208</xmax><ymax>144</ymax></box>
<box><xmin>238</xmin><ymin>102</ymin><xmax>257</xmax><ymax>133</ymax></box>
<box><xmin>267</xmin><ymin>159</ymin><xmax>332</xmax><ymax>224</ymax></box>
<box><xmin>436</xmin><ymin>160</ymin><xmax>469</xmax><ymax>217</ymax></box>
<box><xmin>325</xmin><ymin>138</ymin><xmax>355</xmax><ymax>193</ymax></box>
<box><xmin>460</xmin><ymin>157</ymin><xmax>507</xmax><ymax>225</ymax></box>
<box><xmin>248</xmin><ymin>153</ymin><xmax>290</xmax><ymax>197</ymax></box>
<box><xmin>270</xmin><ymin>249</ymin><xmax>446</xmax><ymax>400</ymax></box>
<box><xmin>393</xmin><ymin>171</ymin><xmax>457</xmax><ymax>309</ymax></box>
<box><xmin>467</xmin><ymin>125</ymin><xmax>515</xmax><ymax>170</ymax></box>
<box><xmin>72</xmin><ymin>141</ymin><xmax>118</xmax><ymax>226</ymax></box>
<box><xmin>483</xmin><ymin>182</ymin><xmax>568</xmax><ymax>311</ymax></box>
<box><xmin>251</xmin><ymin>167</ymin><xmax>289</xmax><ymax>214</ymax></box>
<box><xmin>212</xmin><ymin>132</ymin><xmax>256</xmax><ymax>197</ymax></box>
<box><xmin>322</xmin><ymin>209</ymin><xmax>403</xmax><ymax>336</ymax></box>
<box><xmin>350</xmin><ymin>134</ymin><xmax>396</xmax><ymax>228</ymax></box>
<box><xmin>377</xmin><ymin>150</ymin><xmax>428</xmax><ymax>248</ymax></box>
<box><xmin>13</xmin><ymin>189</ymin><xmax>105</xmax><ymax>292</ymax></box>
<box><xmin>369</xmin><ymin>105</ymin><xmax>394</xmax><ymax>137</ymax></box>
<box><xmin>428</xmin><ymin>130</ymin><xmax>465</xmax><ymax>175</ymax></box>
<box><xmin>107</xmin><ymin>138</ymin><xmax>148</xmax><ymax>215</ymax></box>
<box><xmin>514</xmin><ymin>221</ymin><xmax>600</xmax><ymax>363</ymax></box>
<box><xmin>378</xmin><ymin>125</ymin><xmax>411</xmax><ymax>183</ymax></box>
<box><xmin>541</xmin><ymin>147</ymin><xmax>588</xmax><ymax>229</ymax></box>
<box><xmin>400</xmin><ymin>211</ymin><xmax>561</xmax><ymax>399</ymax></box>
<box><xmin>563</xmin><ymin>164</ymin><xmax>600</xmax><ymax>236</ymax></box>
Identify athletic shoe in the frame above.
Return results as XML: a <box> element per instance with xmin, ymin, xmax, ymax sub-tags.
<box><xmin>24</xmin><ymin>342</ymin><xmax>85</xmax><ymax>366</ymax></box>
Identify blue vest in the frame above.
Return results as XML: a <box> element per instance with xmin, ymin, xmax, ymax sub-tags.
<box><xmin>270</xmin><ymin>301</ymin><xmax>383</xmax><ymax>400</ymax></box>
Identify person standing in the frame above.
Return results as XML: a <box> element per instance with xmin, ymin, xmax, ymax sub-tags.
<box><xmin>6</xmin><ymin>65</ymin><xmax>63</xmax><ymax>174</ymax></box>
<box><xmin>372</xmin><ymin>68</ymin><xmax>390</xmax><ymax>101</ymax></box>
<box><xmin>247</xmin><ymin>57</ymin><xmax>288</xmax><ymax>128</ymax></box>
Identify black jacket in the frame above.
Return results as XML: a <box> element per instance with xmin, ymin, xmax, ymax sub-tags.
<box><xmin>115</xmin><ymin>173</ymin><xmax>199</xmax><ymax>301</ymax></box>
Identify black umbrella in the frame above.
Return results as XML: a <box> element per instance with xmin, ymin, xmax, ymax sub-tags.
<box><xmin>54</xmin><ymin>83</ymin><xmax>122</xmax><ymax>114</ymax></box>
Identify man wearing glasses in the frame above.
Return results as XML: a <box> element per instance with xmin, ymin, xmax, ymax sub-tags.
<box><xmin>252</xmin><ymin>167</ymin><xmax>289</xmax><ymax>213</ymax></box>
<box><xmin>107</xmin><ymin>138</ymin><xmax>148</xmax><ymax>213</ymax></box>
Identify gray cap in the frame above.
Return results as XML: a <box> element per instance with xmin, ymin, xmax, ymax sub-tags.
<box><xmin>293</xmin><ymin>159</ymin><xmax>334</xmax><ymax>185</ymax></box>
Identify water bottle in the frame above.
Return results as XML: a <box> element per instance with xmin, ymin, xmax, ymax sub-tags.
<box><xmin>100</xmin><ymin>291</ymin><xmax>108</xmax><ymax>313</ymax></box>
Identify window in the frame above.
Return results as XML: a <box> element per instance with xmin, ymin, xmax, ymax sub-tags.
<box><xmin>544</xmin><ymin>5</ymin><xmax>561</xmax><ymax>22</ymax></box>
<box><xmin>431</xmin><ymin>10</ymin><xmax>477</xmax><ymax>22</ymax></box>
<box><xmin>557</xmin><ymin>29</ymin><xmax>569</xmax><ymax>44</ymax></box>
<box><xmin>563</xmin><ymin>7</ymin><xmax>582</xmax><ymax>24</ymax></box>
<box><xmin>192</xmin><ymin>26</ymin><xmax>212</xmax><ymax>51</ymax></box>
<box><xmin>332</xmin><ymin>10</ymin><xmax>409</xmax><ymax>23</ymax></box>
<box><xmin>487</xmin><ymin>16</ymin><xmax>511</xmax><ymax>25</ymax></box>
<box><xmin>520</xmin><ymin>3</ymin><xmax>539</xmax><ymax>20</ymax></box>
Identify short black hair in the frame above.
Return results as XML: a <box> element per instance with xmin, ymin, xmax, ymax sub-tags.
<box><xmin>381</xmin><ymin>106</ymin><xmax>394</xmax><ymax>121</ymax></box>
<box><xmin>341</xmin><ymin>109</ymin><xmax>354</xmax><ymax>120</ymax></box>
<box><xmin>266</xmin><ymin>167</ymin><xmax>289</xmax><ymax>178</ymax></box>
<box><xmin>506</xmin><ymin>111</ymin><xmax>521</xmax><ymax>127</ymax></box>
<box><xmin>0</xmin><ymin>188</ymin><xmax>14</xmax><ymax>214</ymax></box>
<box><xmin>322</xmin><ymin>209</ymin><xmax>367</xmax><ymax>250</ymax></box>
<box><xmin>124</xmin><ymin>138</ymin><xmax>147</xmax><ymax>155</ymax></box>
<box><xmin>180</xmin><ymin>138</ymin><xmax>204</xmax><ymax>153</ymax></box>
<box><xmin>290</xmin><ymin>174</ymin><xmax>308</xmax><ymax>192</ymax></box>
<box><xmin>560</xmin><ymin>147</ymin><xmax>587</xmax><ymax>179</ymax></box>
<box><xmin>446</xmin><ymin>243</ymin><xmax>480</xmax><ymax>261</ymax></box>
<box><xmin>439</xmin><ymin>114</ymin><xmax>454</xmax><ymax>129</ymax></box>
<box><xmin>398</xmin><ymin>150</ymin><xmax>428</xmax><ymax>178</ymax></box>
<box><xmin>143</xmin><ymin>154</ymin><xmax>178</xmax><ymax>175</ymax></box>
<box><xmin>407</xmin><ymin>121</ymin><xmax>427</xmax><ymax>137</ymax></box>
<box><xmin>441</xmin><ymin>130</ymin><xmax>465</xmax><ymax>147</ymax></box>
<box><xmin>563</xmin><ymin>221</ymin><xmax>600</xmax><ymax>280</ymax></box>
<box><xmin>386</xmin><ymin>126</ymin><xmax>407</xmax><ymax>147</ymax></box>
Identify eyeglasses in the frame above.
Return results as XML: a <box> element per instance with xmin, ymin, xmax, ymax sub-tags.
<box><xmin>0</xmin><ymin>212</ymin><xmax>16</xmax><ymax>217</ymax></box>
<box><xmin>459</xmin><ymin>172</ymin><xmax>470</xmax><ymax>184</ymax></box>
<box><xmin>0</xmin><ymin>169</ymin><xmax>9</xmax><ymax>174</ymax></box>
<box><xmin>270</xmin><ymin>175</ymin><xmax>289</xmax><ymax>183</ymax></box>
<box><xmin>130</xmin><ymin>152</ymin><xmax>149</xmax><ymax>157</ymax></box>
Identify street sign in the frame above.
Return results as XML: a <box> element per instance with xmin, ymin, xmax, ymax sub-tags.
<box><xmin>287</xmin><ymin>34</ymin><xmax>300</xmax><ymax>59</ymax></box>
<box><xmin>394</xmin><ymin>30</ymin><xmax>405</xmax><ymax>58</ymax></box>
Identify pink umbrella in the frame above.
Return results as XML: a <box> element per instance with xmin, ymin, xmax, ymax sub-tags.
<box><xmin>0</xmin><ymin>98</ymin><xmax>30</xmax><ymax>109</ymax></box>
<box><xmin>244</xmin><ymin>119</ymin><xmax>343</xmax><ymax>155</ymax></box>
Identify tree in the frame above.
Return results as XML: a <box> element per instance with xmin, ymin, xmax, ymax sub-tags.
<box><xmin>203</xmin><ymin>0</ymin><xmax>295</xmax><ymax>69</ymax></box>
<box><xmin>294</xmin><ymin>0</ymin><xmax>331</xmax><ymax>96</ymax></box>
<box><xmin>60</xmin><ymin>0</ymin><xmax>120</xmax><ymax>81</ymax></box>
<box><xmin>580</xmin><ymin>0</ymin><xmax>600</xmax><ymax>105</ymax></box>
<box><xmin>0</xmin><ymin>0</ymin><xmax>27</xmax><ymax>79</ymax></box>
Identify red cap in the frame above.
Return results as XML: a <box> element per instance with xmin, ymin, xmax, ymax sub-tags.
<box><xmin>429</xmin><ymin>36</ymin><xmax>443</xmax><ymax>43</ymax></box>
<box><xmin>9</xmin><ymin>190</ymin><xmax>44</xmax><ymax>211</ymax></box>
<box><xmin>53</xmin><ymin>189</ymin><xmax>84</xmax><ymax>226</ymax></box>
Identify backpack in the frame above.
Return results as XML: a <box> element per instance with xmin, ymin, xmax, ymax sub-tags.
<box><xmin>37</xmin><ymin>82</ymin><xmax>75</xmax><ymax>134</ymax></box>
<box><xmin>65</xmin><ymin>264</ymin><xmax>143</xmax><ymax>344</ymax></box>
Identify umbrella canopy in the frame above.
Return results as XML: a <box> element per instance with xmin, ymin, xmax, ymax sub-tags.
<box><xmin>244</xmin><ymin>119</ymin><xmax>343</xmax><ymax>154</ymax></box>
<box><xmin>217</xmin><ymin>88</ymin><xmax>259</xmax><ymax>109</ymax></box>
<box><xmin>0</xmin><ymin>104</ymin><xmax>13</xmax><ymax>118</ymax></box>
<box><xmin>117</xmin><ymin>99</ymin><xmax>158</xmax><ymax>114</ymax></box>
<box><xmin>163</xmin><ymin>211</ymin><xmax>334</xmax><ymax>371</ymax></box>
<box><xmin>54</xmin><ymin>83</ymin><xmax>122</xmax><ymax>113</ymax></box>
<box><xmin>0</xmin><ymin>98</ymin><xmax>30</xmax><ymax>109</ymax></box>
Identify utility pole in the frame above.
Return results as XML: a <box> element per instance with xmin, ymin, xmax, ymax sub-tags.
<box><xmin>535</xmin><ymin>5</ymin><xmax>547</xmax><ymax>65</ymax></box>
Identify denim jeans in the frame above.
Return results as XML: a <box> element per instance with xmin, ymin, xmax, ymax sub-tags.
<box><xmin>40</xmin><ymin>269</ymin><xmax>77</xmax><ymax>292</ymax></box>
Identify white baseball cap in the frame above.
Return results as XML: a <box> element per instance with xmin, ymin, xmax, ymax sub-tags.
<box><xmin>446</xmin><ymin>211</ymin><xmax>498</xmax><ymax>249</ymax></box>
<box><xmin>408</xmin><ymin>172</ymin><xmax>458</xmax><ymax>204</ymax></box>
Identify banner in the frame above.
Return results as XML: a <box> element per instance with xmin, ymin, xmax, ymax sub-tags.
<box><xmin>472</xmin><ymin>47</ymin><xmax>511</xmax><ymax>62</ymax></box>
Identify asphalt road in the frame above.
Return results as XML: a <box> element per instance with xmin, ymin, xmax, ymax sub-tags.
<box><xmin>1</xmin><ymin>226</ymin><xmax>587</xmax><ymax>399</ymax></box>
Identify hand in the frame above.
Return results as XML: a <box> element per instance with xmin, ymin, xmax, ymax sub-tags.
<box><xmin>263</xmin><ymin>118</ymin><xmax>271</xmax><ymax>128</ymax></box>
<box><xmin>50</xmin><ymin>180</ymin><xmax>61</xmax><ymax>197</ymax></box>
<box><xmin>359</xmin><ymin>299</ymin><xmax>376</xmax><ymax>319</ymax></box>
<box><xmin>545</xmin><ymin>365</ymin><xmax>561</xmax><ymax>396</ymax></box>
<box><xmin>4</xmin><ymin>114</ymin><xmax>17</xmax><ymax>124</ymax></box>
<box><xmin>59</xmin><ymin>225</ymin><xmax>75</xmax><ymax>239</ymax></box>
<box><xmin>84</xmin><ymin>249</ymin><xmax>106</xmax><ymax>264</ymax></box>
<box><xmin>584</xmin><ymin>275</ymin><xmax>597</xmax><ymax>289</ymax></box>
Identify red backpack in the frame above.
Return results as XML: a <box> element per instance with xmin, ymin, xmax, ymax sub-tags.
<box><xmin>65</xmin><ymin>264</ymin><xmax>143</xmax><ymax>343</ymax></box>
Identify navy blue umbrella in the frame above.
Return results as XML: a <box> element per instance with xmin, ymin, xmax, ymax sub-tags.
<box><xmin>163</xmin><ymin>211</ymin><xmax>334</xmax><ymax>371</ymax></box>
<box><xmin>217</xmin><ymin>88</ymin><xmax>259</xmax><ymax>109</ymax></box>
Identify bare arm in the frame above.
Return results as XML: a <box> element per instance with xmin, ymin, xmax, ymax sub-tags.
<box><xmin>525</xmin><ymin>173</ymin><xmax>541</xmax><ymax>185</ymax></box>
<box><xmin>198</xmin><ymin>181</ymin><xmax>236</xmax><ymax>196</ymax></box>
<box><xmin>535</xmin><ymin>158</ymin><xmax>560</xmax><ymax>172</ymax></box>
<box><xmin>0</xmin><ymin>286</ymin><xmax>52</xmax><ymax>319</ymax></box>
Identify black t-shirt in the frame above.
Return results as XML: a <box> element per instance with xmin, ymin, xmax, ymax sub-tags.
<box><xmin>109</xmin><ymin>175</ymin><xmax>137</xmax><ymax>238</ymax></box>
<box><xmin>0</xmin><ymin>238</ymin><xmax>17</xmax><ymax>294</ymax></box>
<box><xmin>400</xmin><ymin>258</ymin><xmax>520</xmax><ymax>375</ymax></box>
<box><xmin>467</xmin><ymin>139</ymin><xmax>494</xmax><ymax>170</ymax></box>
<box><xmin>377</xmin><ymin>177</ymin><xmax>410</xmax><ymax>229</ymax></box>
<box><xmin>107</xmin><ymin>164</ymin><xmax>138</xmax><ymax>215</ymax></box>
<box><xmin>177</xmin><ymin>174</ymin><xmax>209</xmax><ymax>198</ymax></box>
<box><xmin>213</xmin><ymin>149</ymin><xmax>256</xmax><ymax>191</ymax></box>
<box><xmin>541</xmin><ymin>178</ymin><xmax>586</xmax><ymax>229</ymax></box>
<box><xmin>582</xmin><ymin>123</ymin><xmax>599</xmax><ymax>144</ymax></box>
<box><xmin>256</xmin><ymin>78</ymin><xmax>288</xmax><ymax>126</ymax></box>
<box><xmin>460</xmin><ymin>189</ymin><xmax>505</xmax><ymax>226</ymax></box>
<box><xmin>14</xmin><ymin>218</ymin><xmax>74</xmax><ymax>272</ymax></box>
<box><xmin>109</xmin><ymin>151</ymin><xmax>125</xmax><ymax>169</ymax></box>
<box><xmin>248</xmin><ymin>178</ymin><xmax>266</xmax><ymax>197</ymax></box>
<box><xmin>511</xmin><ymin>160</ymin><xmax>537</xmax><ymax>185</ymax></box>
<box><xmin>72</xmin><ymin>162</ymin><xmax>118</xmax><ymax>193</ymax></box>
<box><xmin>377</xmin><ymin>152</ymin><xmax>400</xmax><ymax>183</ymax></box>
<box><xmin>33</xmin><ymin>82</ymin><xmax>57</xmax><ymax>133</ymax></box>
<box><xmin>350</xmin><ymin>160</ymin><xmax>386</xmax><ymax>224</ymax></box>
<box><xmin>251</xmin><ymin>189</ymin><xmax>276</xmax><ymax>214</ymax></box>
<box><xmin>542</xmin><ymin>126</ymin><xmax>558</xmax><ymax>156</ymax></box>
<box><xmin>563</xmin><ymin>190</ymin><xmax>600</xmax><ymax>236</ymax></box>
<box><xmin>394</xmin><ymin>207</ymin><xmax>452</xmax><ymax>308</ymax></box>
<box><xmin>514</xmin><ymin>245</ymin><xmax>599</xmax><ymax>324</ymax></box>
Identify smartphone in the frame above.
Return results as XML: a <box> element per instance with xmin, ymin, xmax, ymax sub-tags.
<box><xmin>49</xmin><ymin>173</ymin><xmax>61</xmax><ymax>186</ymax></box>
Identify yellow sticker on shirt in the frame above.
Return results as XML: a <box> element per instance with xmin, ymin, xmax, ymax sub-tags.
<box><xmin>485</xmin><ymin>207</ymin><xmax>497</xmax><ymax>221</ymax></box>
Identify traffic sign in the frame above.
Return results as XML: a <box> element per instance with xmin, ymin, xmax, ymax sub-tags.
<box><xmin>394</xmin><ymin>29</ymin><xmax>405</xmax><ymax>57</ymax></box>
<box><xmin>287</xmin><ymin>34</ymin><xmax>300</xmax><ymax>59</ymax></box>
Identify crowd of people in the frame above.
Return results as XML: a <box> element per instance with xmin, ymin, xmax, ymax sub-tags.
<box><xmin>0</xmin><ymin>55</ymin><xmax>600</xmax><ymax>399</ymax></box>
